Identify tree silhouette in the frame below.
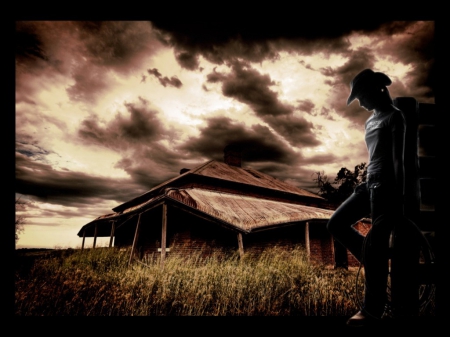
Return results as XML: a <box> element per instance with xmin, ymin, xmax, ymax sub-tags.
<box><xmin>15</xmin><ymin>196</ymin><xmax>27</xmax><ymax>243</ymax></box>
<box><xmin>313</xmin><ymin>162</ymin><xmax>367</xmax><ymax>207</ymax></box>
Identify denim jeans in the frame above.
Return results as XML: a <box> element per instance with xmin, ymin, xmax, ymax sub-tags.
<box><xmin>327</xmin><ymin>175</ymin><xmax>402</xmax><ymax>317</ymax></box>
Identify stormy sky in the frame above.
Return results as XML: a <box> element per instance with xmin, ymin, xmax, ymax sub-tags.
<box><xmin>15</xmin><ymin>20</ymin><xmax>435</xmax><ymax>248</ymax></box>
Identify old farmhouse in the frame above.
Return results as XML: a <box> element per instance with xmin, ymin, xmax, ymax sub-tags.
<box><xmin>77</xmin><ymin>146</ymin><xmax>350</xmax><ymax>266</ymax></box>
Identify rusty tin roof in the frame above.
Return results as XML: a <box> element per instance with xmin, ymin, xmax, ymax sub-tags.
<box><xmin>112</xmin><ymin>160</ymin><xmax>323</xmax><ymax>212</ymax></box>
<box><xmin>78</xmin><ymin>187</ymin><xmax>334</xmax><ymax>236</ymax></box>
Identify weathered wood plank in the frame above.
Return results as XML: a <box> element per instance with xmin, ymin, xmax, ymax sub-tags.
<box><xmin>237</xmin><ymin>232</ymin><xmax>244</xmax><ymax>258</ymax></box>
<box><xmin>93</xmin><ymin>223</ymin><xmax>98</xmax><ymax>249</ymax></box>
<box><xmin>81</xmin><ymin>229</ymin><xmax>86</xmax><ymax>250</ymax></box>
<box><xmin>128</xmin><ymin>213</ymin><xmax>142</xmax><ymax>266</ymax></box>
<box><xmin>109</xmin><ymin>221</ymin><xmax>116</xmax><ymax>248</ymax></box>
<box><xmin>305</xmin><ymin>222</ymin><xmax>310</xmax><ymax>261</ymax></box>
<box><xmin>161</xmin><ymin>203</ymin><xmax>167</xmax><ymax>268</ymax></box>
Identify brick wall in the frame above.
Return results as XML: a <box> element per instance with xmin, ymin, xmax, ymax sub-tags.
<box><xmin>308</xmin><ymin>222</ymin><xmax>335</xmax><ymax>265</ymax></box>
<box><xmin>115</xmin><ymin>204</ymin><xmax>338</xmax><ymax>265</ymax></box>
<box><xmin>347</xmin><ymin>220</ymin><xmax>372</xmax><ymax>267</ymax></box>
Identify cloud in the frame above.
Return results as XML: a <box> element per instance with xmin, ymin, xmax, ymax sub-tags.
<box><xmin>206</xmin><ymin>61</ymin><xmax>321</xmax><ymax>147</ymax></box>
<box><xmin>15</xmin><ymin>152</ymin><xmax>146</xmax><ymax>207</ymax></box>
<box><xmin>73</xmin><ymin>21</ymin><xmax>159</xmax><ymax>71</ymax></box>
<box><xmin>179</xmin><ymin>116</ymin><xmax>300</xmax><ymax>165</ymax></box>
<box><xmin>66</xmin><ymin>63</ymin><xmax>111</xmax><ymax>103</ymax></box>
<box><xmin>381</xmin><ymin>21</ymin><xmax>435</xmax><ymax>102</ymax></box>
<box><xmin>296</xmin><ymin>99</ymin><xmax>315</xmax><ymax>114</ymax></box>
<box><xmin>16</xmin><ymin>21</ymin><xmax>163</xmax><ymax>105</ymax></box>
<box><xmin>113</xmin><ymin>144</ymin><xmax>197</xmax><ymax>188</ymax></box>
<box><xmin>318</xmin><ymin>21</ymin><xmax>435</xmax><ymax>125</ymax></box>
<box><xmin>78</xmin><ymin>97</ymin><xmax>202</xmax><ymax>188</ymax></box>
<box><xmin>319</xmin><ymin>48</ymin><xmax>377</xmax><ymax>125</ymax></box>
<box><xmin>147</xmin><ymin>68</ymin><xmax>183</xmax><ymax>88</ymax></box>
<box><xmin>220</xmin><ymin>62</ymin><xmax>291</xmax><ymax>116</ymax></box>
<box><xmin>16</xmin><ymin>141</ymin><xmax>51</xmax><ymax>159</ymax></box>
<box><xmin>150</xmin><ymin>19</ymin><xmax>413</xmax><ymax>70</ymax></box>
<box><xmin>78</xmin><ymin>97</ymin><xmax>168</xmax><ymax>150</ymax></box>
<box><xmin>174</xmin><ymin>50</ymin><xmax>199</xmax><ymax>70</ymax></box>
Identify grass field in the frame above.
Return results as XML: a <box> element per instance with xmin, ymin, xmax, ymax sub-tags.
<box><xmin>14</xmin><ymin>246</ymin><xmax>435</xmax><ymax>317</ymax></box>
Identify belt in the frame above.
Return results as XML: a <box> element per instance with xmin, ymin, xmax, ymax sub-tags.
<box><xmin>366</xmin><ymin>172</ymin><xmax>393</xmax><ymax>183</ymax></box>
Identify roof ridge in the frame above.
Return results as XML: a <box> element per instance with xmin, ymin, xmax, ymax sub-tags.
<box><xmin>188</xmin><ymin>159</ymin><xmax>216</xmax><ymax>174</ymax></box>
<box><xmin>111</xmin><ymin>159</ymin><xmax>215</xmax><ymax>212</ymax></box>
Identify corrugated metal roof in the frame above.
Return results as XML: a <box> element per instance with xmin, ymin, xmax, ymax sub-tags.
<box><xmin>192</xmin><ymin>161</ymin><xmax>321</xmax><ymax>199</ymax></box>
<box><xmin>80</xmin><ymin>187</ymin><xmax>334</xmax><ymax>237</ymax></box>
<box><xmin>112</xmin><ymin>160</ymin><xmax>323</xmax><ymax>212</ymax></box>
<box><xmin>166</xmin><ymin>188</ymin><xmax>334</xmax><ymax>232</ymax></box>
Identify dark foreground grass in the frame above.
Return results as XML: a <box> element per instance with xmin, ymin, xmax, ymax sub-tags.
<box><xmin>14</xmin><ymin>246</ymin><xmax>435</xmax><ymax>316</ymax></box>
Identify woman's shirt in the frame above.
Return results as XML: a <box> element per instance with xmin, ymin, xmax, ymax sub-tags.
<box><xmin>364</xmin><ymin>108</ymin><xmax>406</xmax><ymax>185</ymax></box>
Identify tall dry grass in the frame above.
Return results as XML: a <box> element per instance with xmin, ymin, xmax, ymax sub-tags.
<box><xmin>14</xmin><ymin>246</ymin><xmax>409</xmax><ymax>316</ymax></box>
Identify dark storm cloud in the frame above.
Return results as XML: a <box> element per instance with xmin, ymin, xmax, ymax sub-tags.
<box><xmin>263</xmin><ymin>115</ymin><xmax>320</xmax><ymax>146</ymax></box>
<box><xmin>78</xmin><ymin>97</ymin><xmax>197</xmax><ymax>189</ymax></box>
<box><xmin>147</xmin><ymin>68</ymin><xmax>162</xmax><ymax>77</ymax></box>
<box><xmin>16</xmin><ymin>21</ymin><xmax>49</xmax><ymax>67</ymax></box>
<box><xmin>319</xmin><ymin>21</ymin><xmax>435</xmax><ymax>124</ymax></box>
<box><xmin>249</xmin><ymin>153</ymin><xmax>339</xmax><ymax>193</ymax></box>
<box><xmin>319</xmin><ymin>48</ymin><xmax>377</xmax><ymax>125</ymax></box>
<box><xmin>152</xmin><ymin>19</ymin><xmax>434</xmax><ymax>128</ymax></box>
<box><xmin>16</xmin><ymin>21</ymin><xmax>161</xmax><ymax>105</ymax></box>
<box><xmin>320</xmin><ymin>48</ymin><xmax>376</xmax><ymax>89</ymax></box>
<box><xmin>150</xmin><ymin>19</ymin><xmax>410</xmax><ymax>70</ymax></box>
<box><xmin>152</xmin><ymin>21</ymin><xmax>280</xmax><ymax>68</ymax></box>
<box><xmin>73</xmin><ymin>21</ymin><xmax>157</xmax><ymax>71</ymax></box>
<box><xmin>380</xmin><ymin>21</ymin><xmax>435</xmax><ymax>101</ymax></box>
<box><xmin>19</xmin><ymin>200</ymin><xmax>109</xmax><ymax>224</ymax></box>
<box><xmin>220</xmin><ymin>62</ymin><xmax>291</xmax><ymax>116</ymax></box>
<box><xmin>206</xmin><ymin>62</ymin><xmax>320</xmax><ymax>147</ymax></box>
<box><xmin>179</xmin><ymin>116</ymin><xmax>300</xmax><ymax>165</ymax></box>
<box><xmin>114</xmin><ymin>143</ymin><xmax>197</xmax><ymax>188</ymax></box>
<box><xmin>78</xmin><ymin>97</ymin><xmax>168</xmax><ymax>149</ymax></box>
<box><xmin>175</xmin><ymin>50</ymin><xmax>199</xmax><ymax>70</ymax></box>
<box><xmin>15</xmin><ymin>153</ymin><xmax>147</xmax><ymax>207</ymax></box>
<box><xmin>147</xmin><ymin>68</ymin><xmax>183</xmax><ymax>88</ymax></box>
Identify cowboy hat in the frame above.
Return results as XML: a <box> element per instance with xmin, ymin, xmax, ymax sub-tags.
<box><xmin>347</xmin><ymin>69</ymin><xmax>392</xmax><ymax>105</ymax></box>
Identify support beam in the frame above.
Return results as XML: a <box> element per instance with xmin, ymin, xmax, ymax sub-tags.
<box><xmin>128</xmin><ymin>213</ymin><xmax>142</xmax><ymax>266</ymax></box>
<box><xmin>93</xmin><ymin>223</ymin><xmax>98</xmax><ymax>249</ymax></box>
<box><xmin>160</xmin><ymin>203</ymin><xmax>167</xmax><ymax>268</ymax></box>
<box><xmin>81</xmin><ymin>229</ymin><xmax>86</xmax><ymax>250</ymax></box>
<box><xmin>305</xmin><ymin>222</ymin><xmax>310</xmax><ymax>262</ymax></box>
<box><xmin>237</xmin><ymin>232</ymin><xmax>244</xmax><ymax>258</ymax></box>
<box><xmin>109</xmin><ymin>221</ymin><xmax>116</xmax><ymax>248</ymax></box>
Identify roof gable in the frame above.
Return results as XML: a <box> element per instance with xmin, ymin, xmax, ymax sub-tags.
<box><xmin>193</xmin><ymin>160</ymin><xmax>320</xmax><ymax>199</ymax></box>
<box><xmin>112</xmin><ymin>160</ymin><xmax>322</xmax><ymax>212</ymax></box>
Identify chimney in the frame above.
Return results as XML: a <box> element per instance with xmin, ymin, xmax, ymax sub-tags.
<box><xmin>224</xmin><ymin>144</ymin><xmax>242</xmax><ymax>167</ymax></box>
<box><xmin>180</xmin><ymin>168</ymin><xmax>190</xmax><ymax>175</ymax></box>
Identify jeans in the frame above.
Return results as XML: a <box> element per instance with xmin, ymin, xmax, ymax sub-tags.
<box><xmin>327</xmin><ymin>175</ymin><xmax>402</xmax><ymax>317</ymax></box>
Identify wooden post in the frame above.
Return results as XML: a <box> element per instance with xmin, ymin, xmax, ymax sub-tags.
<box><xmin>81</xmin><ymin>229</ymin><xmax>86</xmax><ymax>250</ymax></box>
<box><xmin>128</xmin><ymin>213</ymin><xmax>142</xmax><ymax>266</ymax></box>
<box><xmin>160</xmin><ymin>203</ymin><xmax>167</xmax><ymax>268</ymax></box>
<box><xmin>237</xmin><ymin>232</ymin><xmax>244</xmax><ymax>258</ymax></box>
<box><xmin>305</xmin><ymin>222</ymin><xmax>310</xmax><ymax>262</ymax></box>
<box><xmin>93</xmin><ymin>223</ymin><xmax>98</xmax><ymax>249</ymax></box>
<box><xmin>109</xmin><ymin>221</ymin><xmax>115</xmax><ymax>248</ymax></box>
